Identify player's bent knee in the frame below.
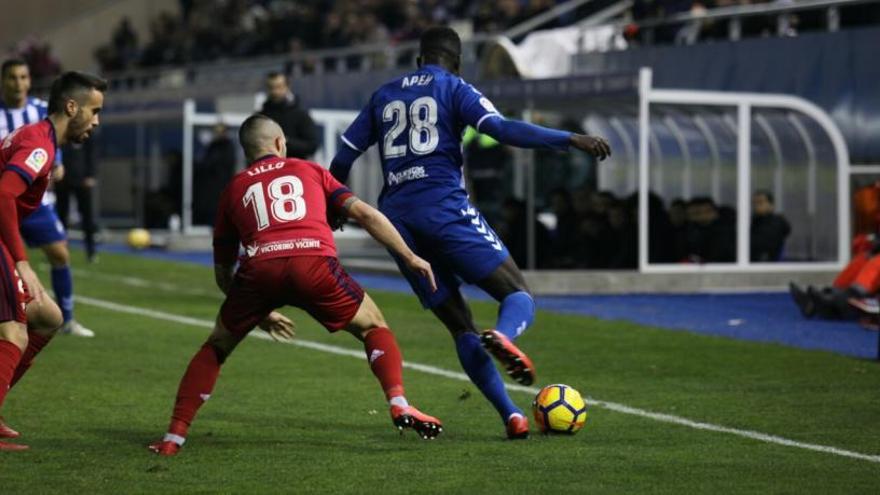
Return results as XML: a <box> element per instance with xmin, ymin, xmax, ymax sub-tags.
<box><xmin>206</xmin><ymin>318</ymin><xmax>243</xmax><ymax>363</ymax></box>
<box><xmin>27</xmin><ymin>300</ymin><xmax>64</xmax><ymax>334</ymax></box>
<box><xmin>44</xmin><ymin>241</ymin><xmax>70</xmax><ymax>267</ymax></box>
<box><xmin>345</xmin><ymin>293</ymin><xmax>388</xmax><ymax>337</ymax></box>
<box><xmin>0</xmin><ymin>321</ymin><xmax>28</xmax><ymax>350</ymax></box>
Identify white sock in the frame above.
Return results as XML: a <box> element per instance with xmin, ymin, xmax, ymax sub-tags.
<box><xmin>163</xmin><ymin>433</ymin><xmax>186</xmax><ymax>446</ymax></box>
<box><xmin>389</xmin><ymin>396</ymin><xmax>409</xmax><ymax>408</ymax></box>
<box><xmin>508</xmin><ymin>412</ymin><xmax>524</xmax><ymax>421</ymax></box>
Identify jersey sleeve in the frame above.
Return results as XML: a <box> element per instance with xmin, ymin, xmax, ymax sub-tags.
<box><xmin>212</xmin><ymin>187</ymin><xmax>240</xmax><ymax>265</ymax></box>
<box><xmin>340</xmin><ymin>100</ymin><xmax>377</xmax><ymax>154</ymax></box>
<box><xmin>453</xmin><ymin>79</ymin><xmax>502</xmax><ymax>132</ymax></box>
<box><xmin>319</xmin><ymin>166</ymin><xmax>354</xmax><ymax>211</ymax></box>
<box><xmin>4</xmin><ymin>133</ymin><xmax>54</xmax><ymax>186</ymax></box>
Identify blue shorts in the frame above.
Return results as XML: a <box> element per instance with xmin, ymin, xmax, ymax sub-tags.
<box><xmin>21</xmin><ymin>204</ymin><xmax>66</xmax><ymax>247</ymax></box>
<box><xmin>387</xmin><ymin>202</ymin><xmax>510</xmax><ymax>309</ymax></box>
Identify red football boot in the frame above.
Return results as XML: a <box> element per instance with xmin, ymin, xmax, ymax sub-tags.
<box><xmin>506</xmin><ymin>413</ymin><xmax>529</xmax><ymax>440</ymax></box>
<box><xmin>0</xmin><ymin>440</ymin><xmax>28</xmax><ymax>451</ymax></box>
<box><xmin>148</xmin><ymin>439</ymin><xmax>181</xmax><ymax>456</ymax></box>
<box><xmin>480</xmin><ymin>330</ymin><xmax>536</xmax><ymax>386</ymax></box>
<box><xmin>390</xmin><ymin>405</ymin><xmax>443</xmax><ymax>440</ymax></box>
<box><xmin>0</xmin><ymin>416</ymin><xmax>20</xmax><ymax>439</ymax></box>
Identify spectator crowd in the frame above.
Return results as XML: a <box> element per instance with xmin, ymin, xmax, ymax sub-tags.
<box><xmin>494</xmin><ymin>187</ymin><xmax>791</xmax><ymax>270</ymax></box>
<box><xmin>94</xmin><ymin>0</ymin><xmax>566</xmax><ymax>72</ymax></box>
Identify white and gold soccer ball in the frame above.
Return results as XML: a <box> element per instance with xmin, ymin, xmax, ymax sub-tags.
<box><xmin>127</xmin><ymin>228</ymin><xmax>151</xmax><ymax>249</ymax></box>
<box><xmin>532</xmin><ymin>384</ymin><xmax>588</xmax><ymax>434</ymax></box>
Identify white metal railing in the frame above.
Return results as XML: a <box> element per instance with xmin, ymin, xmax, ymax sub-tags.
<box><xmin>180</xmin><ymin>99</ymin><xmax>363</xmax><ymax>233</ymax></box>
<box><xmin>637</xmin><ymin>68</ymin><xmax>851</xmax><ymax>273</ymax></box>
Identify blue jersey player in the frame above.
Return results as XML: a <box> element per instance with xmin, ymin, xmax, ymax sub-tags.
<box><xmin>330</xmin><ymin>27</ymin><xmax>610</xmax><ymax>439</ymax></box>
<box><xmin>1</xmin><ymin>59</ymin><xmax>93</xmax><ymax>337</ymax></box>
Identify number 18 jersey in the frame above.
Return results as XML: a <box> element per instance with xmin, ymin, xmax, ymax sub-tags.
<box><xmin>340</xmin><ymin>64</ymin><xmax>501</xmax><ymax>218</ymax></box>
<box><xmin>213</xmin><ymin>155</ymin><xmax>353</xmax><ymax>265</ymax></box>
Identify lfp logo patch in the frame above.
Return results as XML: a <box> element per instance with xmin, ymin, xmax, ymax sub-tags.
<box><xmin>25</xmin><ymin>148</ymin><xmax>48</xmax><ymax>173</ymax></box>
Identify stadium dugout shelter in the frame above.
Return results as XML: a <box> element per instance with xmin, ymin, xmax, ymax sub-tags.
<box><xmin>154</xmin><ymin>67</ymin><xmax>849</xmax><ymax>294</ymax></box>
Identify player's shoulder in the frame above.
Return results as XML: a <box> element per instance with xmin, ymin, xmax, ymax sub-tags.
<box><xmin>10</xmin><ymin>120</ymin><xmax>51</xmax><ymax>144</ymax></box>
<box><xmin>27</xmin><ymin>96</ymin><xmax>48</xmax><ymax>109</ymax></box>
<box><xmin>282</xmin><ymin>157</ymin><xmax>328</xmax><ymax>177</ymax></box>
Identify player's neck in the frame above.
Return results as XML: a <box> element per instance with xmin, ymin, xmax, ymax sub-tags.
<box><xmin>1</xmin><ymin>94</ymin><xmax>26</xmax><ymax>109</ymax></box>
<box><xmin>47</xmin><ymin>114</ymin><xmax>68</xmax><ymax>145</ymax></box>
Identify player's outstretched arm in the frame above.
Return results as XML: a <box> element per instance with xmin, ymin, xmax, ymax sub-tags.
<box><xmin>329</xmin><ymin>144</ymin><xmax>361</xmax><ymax>185</ymax></box>
<box><xmin>479</xmin><ymin>117</ymin><xmax>611</xmax><ymax>161</ymax></box>
<box><xmin>0</xmin><ymin>171</ymin><xmax>48</xmax><ymax>305</ymax></box>
<box><xmin>342</xmin><ymin>197</ymin><xmax>437</xmax><ymax>292</ymax></box>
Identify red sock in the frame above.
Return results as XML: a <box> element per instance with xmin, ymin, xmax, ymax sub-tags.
<box><xmin>167</xmin><ymin>344</ymin><xmax>221</xmax><ymax>440</ymax></box>
<box><xmin>0</xmin><ymin>340</ymin><xmax>23</xmax><ymax>410</ymax></box>
<box><xmin>10</xmin><ymin>331</ymin><xmax>52</xmax><ymax>388</ymax></box>
<box><xmin>363</xmin><ymin>327</ymin><xmax>404</xmax><ymax>400</ymax></box>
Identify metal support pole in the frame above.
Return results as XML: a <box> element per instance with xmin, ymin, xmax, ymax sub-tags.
<box><xmin>736</xmin><ymin>103</ymin><xmax>752</xmax><ymax>266</ymax></box>
<box><xmin>182</xmin><ymin>99</ymin><xmax>195</xmax><ymax>234</ymax></box>
<box><xmin>638</xmin><ymin>68</ymin><xmax>652</xmax><ymax>271</ymax></box>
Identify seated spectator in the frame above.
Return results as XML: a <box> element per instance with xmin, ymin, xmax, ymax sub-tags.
<box><xmin>498</xmin><ymin>197</ymin><xmax>551</xmax><ymax>269</ymax></box>
<box><xmin>606</xmin><ymin>199</ymin><xmax>637</xmax><ymax>268</ymax></box>
<box><xmin>750</xmin><ymin>190</ymin><xmax>791</xmax><ymax>261</ymax></box>
<box><xmin>685</xmin><ymin>196</ymin><xmax>736</xmax><ymax>263</ymax></box>
<box><xmin>668</xmin><ymin>198</ymin><xmax>688</xmax><ymax>261</ymax></box>
<box><xmin>548</xmin><ymin>188</ymin><xmax>579</xmax><ymax>268</ymax></box>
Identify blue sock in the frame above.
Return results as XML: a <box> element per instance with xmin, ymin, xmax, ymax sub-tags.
<box><xmin>51</xmin><ymin>266</ymin><xmax>74</xmax><ymax>323</ymax></box>
<box><xmin>496</xmin><ymin>291</ymin><xmax>535</xmax><ymax>340</ymax></box>
<box><xmin>455</xmin><ymin>332</ymin><xmax>520</xmax><ymax>422</ymax></box>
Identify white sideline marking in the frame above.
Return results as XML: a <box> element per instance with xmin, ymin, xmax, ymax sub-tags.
<box><xmin>75</xmin><ymin>294</ymin><xmax>880</xmax><ymax>464</ymax></box>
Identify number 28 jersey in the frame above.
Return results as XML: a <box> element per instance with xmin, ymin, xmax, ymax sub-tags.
<box><xmin>213</xmin><ymin>155</ymin><xmax>353</xmax><ymax>265</ymax></box>
<box><xmin>340</xmin><ymin>64</ymin><xmax>501</xmax><ymax>217</ymax></box>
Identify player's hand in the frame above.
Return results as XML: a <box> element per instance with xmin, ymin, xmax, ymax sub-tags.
<box><xmin>15</xmin><ymin>261</ymin><xmax>47</xmax><ymax>306</ymax></box>
<box><xmin>51</xmin><ymin>164</ymin><xmax>65</xmax><ymax>182</ymax></box>
<box><xmin>570</xmin><ymin>134</ymin><xmax>611</xmax><ymax>161</ymax></box>
<box><xmin>82</xmin><ymin>177</ymin><xmax>97</xmax><ymax>188</ymax></box>
<box><xmin>259</xmin><ymin>311</ymin><xmax>296</xmax><ymax>342</ymax></box>
<box><xmin>405</xmin><ymin>255</ymin><xmax>437</xmax><ymax>293</ymax></box>
<box><xmin>328</xmin><ymin>210</ymin><xmax>346</xmax><ymax>231</ymax></box>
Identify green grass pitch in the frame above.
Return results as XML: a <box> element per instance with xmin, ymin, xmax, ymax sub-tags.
<box><xmin>1</xmin><ymin>250</ymin><xmax>878</xmax><ymax>493</ymax></box>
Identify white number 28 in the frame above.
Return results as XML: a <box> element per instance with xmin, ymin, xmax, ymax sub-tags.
<box><xmin>382</xmin><ymin>96</ymin><xmax>439</xmax><ymax>158</ymax></box>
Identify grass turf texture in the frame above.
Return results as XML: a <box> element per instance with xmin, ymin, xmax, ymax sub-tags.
<box><xmin>1</xmin><ymin>250</ymin><xmax>878</xmax><ymax>493</ymax></box>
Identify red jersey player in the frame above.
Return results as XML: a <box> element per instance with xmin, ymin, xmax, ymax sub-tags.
<box><xmin>0</xmin><ymin>71</ymin><xmax>106</xmax><ymax>451</ymax></box>
<box><xmin>149</xmin><ymin>114</ymin><xmax>443</xmax><ymax>456</ymax></box>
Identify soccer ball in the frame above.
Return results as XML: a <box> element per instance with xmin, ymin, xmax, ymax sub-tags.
<box><xmin>127</xmin><ymin>228</ymin><xmax>151</xmax><ymax>249</ymax></box>
<box><xmin>532</xmin><ymin>384</ymin><xmax>588</xmax><ymax>434</ymax></box>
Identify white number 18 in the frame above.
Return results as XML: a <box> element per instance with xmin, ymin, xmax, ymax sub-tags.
<box><xmin>243</xmin><ymin>175</ymin><xmax>307</xmax><ymax>230</ymax></box>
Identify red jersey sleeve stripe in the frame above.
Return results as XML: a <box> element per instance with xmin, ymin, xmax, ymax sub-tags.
<box><xmin>4</xmin><ymin>165</ymin><xmax>35</xmax><ymax>186</ymax></box>
<box><xmin>329</xmin><ymin>187</ymin><xmax>354</xmax><ymax>210</ymax></box>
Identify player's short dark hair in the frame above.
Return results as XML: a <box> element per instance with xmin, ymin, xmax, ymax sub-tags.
<box><xmin>239</xmin><ymin>113</ymin><xmax>279</xmax><ymax>157</ymax></box>
<box><xmin>419</xmin><ymin>26</ymin><xmax>461</xmax><ymax>62</ymax></box>
<box><xmin>1</xmin><ymin>58</ymin><xmax>28</xmax><ymax>78</ymax></box>
<box><xmin>754</xmin><ymin>189</ymin><xmax>774</xmax><ymax>204</ymax></box>
<box><xmin>689</xmin><ymin>196</ymin><xmax>717</xmax><ymax>209</ymax></box>
<box><xmin>47</xmin><ymin>71</ymin><xmax>108</xmax><ymax>114</ymax></box>
<box><xmin>266</xmin><ymin>71</ymin><xmax>286</xmax><ymax>81</ymax></box>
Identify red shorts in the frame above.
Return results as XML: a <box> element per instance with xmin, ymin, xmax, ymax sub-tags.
<box><xmin>219</xmin><ymin>256</ymin><xmax>365</xmax><ymax>336</ymax></box>
<box><xmin>0</xmin><ymin>243</ymin><xmax>28</xmax><ymax>324</ymax></box>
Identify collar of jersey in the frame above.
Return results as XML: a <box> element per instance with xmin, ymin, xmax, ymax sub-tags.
<box><xmin>251</xmin><ymin>154</ymin><xmax>280</xmax><ymax>165</ymax></box>
<box><xmin>44</xmin><ymin>119</ymin><xmax>58</xmax><ymax>154</ymax></box>
<box><xmin>421</xmin><ymin>64</ymin><xmax>448</xmax><ymax>74</ymax></box>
